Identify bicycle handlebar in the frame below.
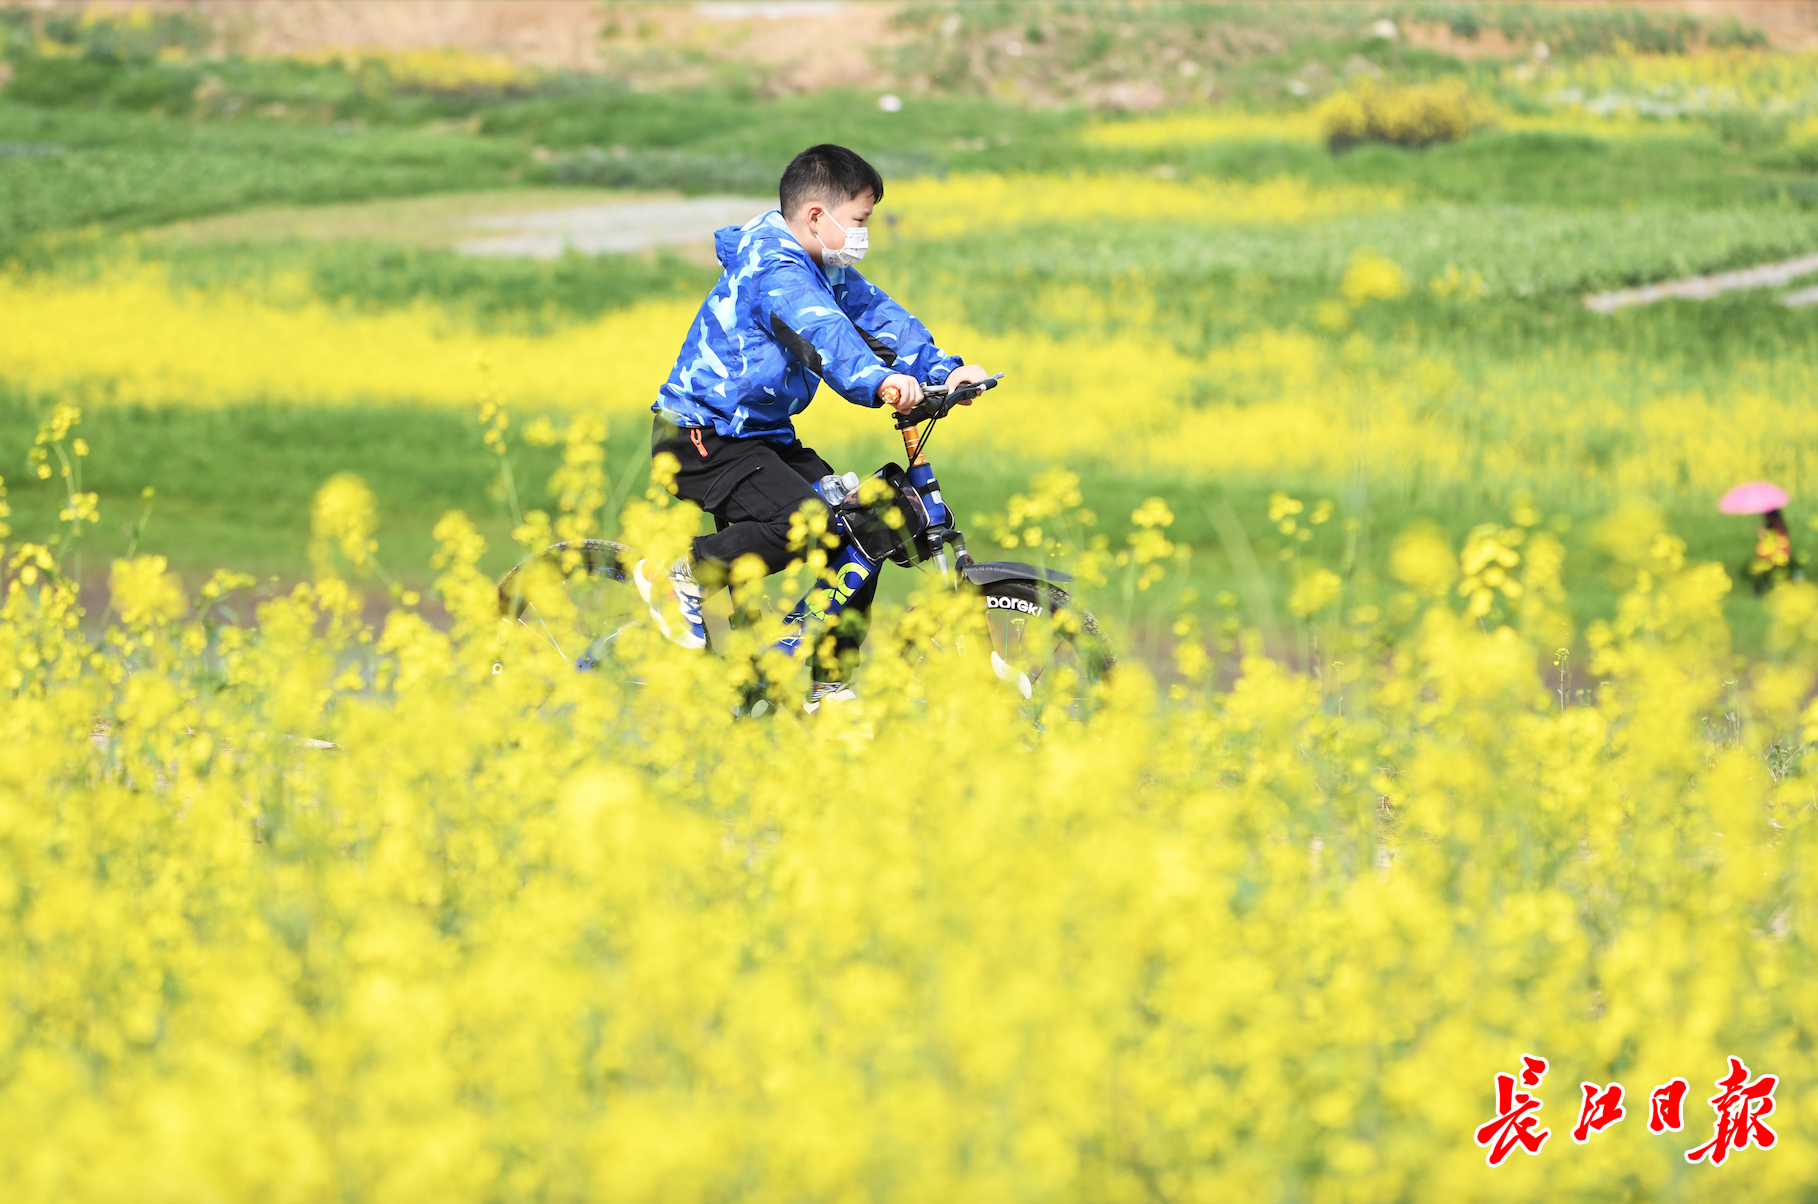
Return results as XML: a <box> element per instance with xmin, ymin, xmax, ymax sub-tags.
<box><xmin>889</xmin><ymin>372</ymin><xmax>1004</xmax><ymax>429</ymax></box>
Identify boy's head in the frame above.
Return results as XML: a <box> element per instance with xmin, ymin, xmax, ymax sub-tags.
<box><xmin>774</xmin><ymin>143</ymin><xmax>879</xmax><ymax>269</ymax></box>
<box><xmin>780</xmin><ymin>145</ymin><xmax>881</xmax><ymax>267</ymax></box>
<box><xmin>779</xmin><ymin>143</ymin><xmax>883</xmax><ymax>219</ymax></box>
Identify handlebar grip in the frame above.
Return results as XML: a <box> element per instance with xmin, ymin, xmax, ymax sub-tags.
<box><xmin>946</xmin><ymin>375</ymin><xmax>1000</xmax><ymax>403</ymax></box>
<box><xmin>889</xmin><ymin>372</ymin><xmax>1004</xmax><ymax>427</ymax></box>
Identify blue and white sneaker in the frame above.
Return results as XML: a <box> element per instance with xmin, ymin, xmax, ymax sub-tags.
<box><xmin>803</xmin><ymin>681</ymin><xmax>858</xmax><ymax>713</ymax></box>
<box><xmin>633</xmin><ymin>558</ymin><xmax>707</xmax><ymax>649</ymax></box>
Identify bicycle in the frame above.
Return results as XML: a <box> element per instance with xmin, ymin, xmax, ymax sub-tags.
<box><xmin>495</xmin><ymin>373</ymin><xmax>1114</xmax><ymax>709</ymax></box>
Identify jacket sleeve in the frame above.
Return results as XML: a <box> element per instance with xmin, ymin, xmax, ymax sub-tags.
<box><xmin>833</xmin><ymin>269</ymin><xmax>964</xmax><ymax>386</ymax></box>
<box><xmin>756</xmin><ymin>259</ymin><xmax>892</xmax><ymax>407</ymax></box>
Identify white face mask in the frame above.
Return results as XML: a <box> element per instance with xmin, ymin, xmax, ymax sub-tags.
<box><xmin>815</xmin><ymin>210</ymin><xmax>868</xmax><ymax>269</ymax></box>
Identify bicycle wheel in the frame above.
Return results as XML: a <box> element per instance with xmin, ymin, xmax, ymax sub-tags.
<box><xmin>495</xmin><ymin>540</ymin><xmax>646</xmax><ymax>671</ymax></box>
<box><xmin>978</xmin><ymin>578</ymin><xmax>1114</xmax><ymax>708</ymax></box>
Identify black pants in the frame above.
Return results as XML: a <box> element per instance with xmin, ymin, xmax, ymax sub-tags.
<box><xmin>654</xmin><ymin>416</ymin><xmax>877</xmax><ymax>674</ymax></box>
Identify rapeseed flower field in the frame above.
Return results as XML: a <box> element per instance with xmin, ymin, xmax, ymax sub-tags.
<box><xmin>1533</xmin><ymin>48</ymin><xmax>1818</xmax><ymax>120</ymax></box>
<box><xmin>0</xmin><ymin>257</ymin><xmax>692</xmax><ymax>412</ymax></box>
<box><xmin>6</xmin><ymin>415</ymin><xmax>1818</xmax><ymax>1201</ymax></box>
<box><xmin>8</xmin><ymin>171</ymin><xmax>1818</xmax><ymax>510</ymax></box>
<box><xmin>7</xmin><ymin>4</ymin><xmax>1818</xmax><ymax>1197</ymax></box>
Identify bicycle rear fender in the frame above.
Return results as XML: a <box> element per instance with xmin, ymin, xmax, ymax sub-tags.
<box><xmin>961</xmin><ymin>561</ymin><xmax>1073</xmax><ymax>587</ymax></box>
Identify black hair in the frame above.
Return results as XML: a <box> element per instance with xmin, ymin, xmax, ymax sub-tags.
<box><xmin>778</xmin><ymin>144</ymin><xmax>884</xmax><ymax>218</ymax></box>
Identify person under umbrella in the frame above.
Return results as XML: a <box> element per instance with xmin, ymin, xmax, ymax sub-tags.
<box><xmin>1720</xmin><ymin>481</ymin><xmax>1802</xmax><ymax>594</ymax></box>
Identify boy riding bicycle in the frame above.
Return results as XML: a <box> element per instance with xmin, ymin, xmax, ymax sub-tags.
<box><xmin>638</xmin><ymin>143</ymin><xmax>989</xmax><ymax>705</ymax></box>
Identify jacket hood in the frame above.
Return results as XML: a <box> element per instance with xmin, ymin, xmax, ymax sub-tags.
<box><xmin>715</xmin><ymin>209</ymin><xmax>808</xmax><ymax>272</ymax></box>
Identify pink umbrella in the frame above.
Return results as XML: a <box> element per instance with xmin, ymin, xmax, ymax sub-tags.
<box><xmin>1719</xmin><ymin>481</ymin><xmax>1790</xmax><ymax>515</ymax></box>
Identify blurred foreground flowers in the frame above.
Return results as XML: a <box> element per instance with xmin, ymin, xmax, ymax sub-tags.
<box><xmin>4</xmin><ymin>467</ymin><xmax>1818</xmax><ymax>1200</ymax></box>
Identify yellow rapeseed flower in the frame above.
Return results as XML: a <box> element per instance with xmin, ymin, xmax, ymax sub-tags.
<box><xmin>310</xmin><ymin>472</ymin><xmax>380</xmax><ymax>569</ymax></box>
<box><xmin>0</xmin><ymin>489</ymin><xmax>1812</xmax><ymax>1199</ymax></box>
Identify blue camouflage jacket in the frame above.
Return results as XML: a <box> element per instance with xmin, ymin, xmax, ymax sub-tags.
<box><xmin>654</xmin><ymin>209</ymin><xmax>962</xmax><ymax>443</ymax></box>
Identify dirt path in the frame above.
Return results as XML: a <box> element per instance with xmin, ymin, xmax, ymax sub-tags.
<box><xmin>455</xmin><ymin>195</ymin><xmax>768</xmax><ymax>258</ymax></box>
<box><xmin>145</xmin><ymin>189</ymin><xmax>771</xmax><ymax>261</ymax></box>
<box><xmin>1584</xmin><ymin>251</ymin><xmax>1818</xmax><ymax>312</ymax></box>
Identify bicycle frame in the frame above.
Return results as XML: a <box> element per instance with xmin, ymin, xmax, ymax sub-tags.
<box><xmin>768</xmin><ymin>393</ymin><xmax>974</xmax><ymax>658</ymax></box>
<box><xmin>497</xmin><ymin>373</ymin><xmax>1083</xmax><ymax>679</ymax></box>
